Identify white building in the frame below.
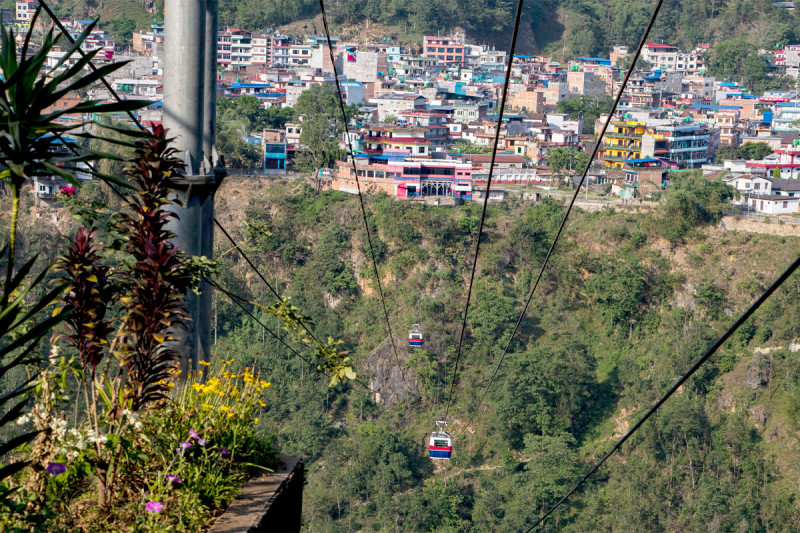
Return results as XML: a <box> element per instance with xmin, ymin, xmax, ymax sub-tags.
<box><xmin>15</xmin><ymin>0</ymin><xmax>37</xmax><ymax>23</ymax></box>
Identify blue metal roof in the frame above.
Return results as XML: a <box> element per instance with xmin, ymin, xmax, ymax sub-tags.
<box><xmin>624</xmin><ymin>158</ymin><xmax>661</xmax><ymax>163</ymax></box>
<box><xmin>579</xmin><ymin>57</ymin><xmax>612</xmax><ymax>65</ymax></box>
<box><xmin>230</xmin><ymin>82</ymin><xmax>271</xmax><ymax>89</ymax></box>
<box><xmin>763</xmin><ymin>111</ymin><xmax>773</xmax><ymax>124</ymax></box>
<box><xmin>691</xmin><ymin>104</ymin><xmax>741</xmax><ymax>110</ymax></box>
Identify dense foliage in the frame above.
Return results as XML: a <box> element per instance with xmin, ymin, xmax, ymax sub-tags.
<box><xmin>192</xmin><ymin>177</ymin><xmax>800</xmax><ymax>532</ymax></box>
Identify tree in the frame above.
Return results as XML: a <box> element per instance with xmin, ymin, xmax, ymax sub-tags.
<box><xmin>546</xmin><ymin>146</ymin><xmax>590</xmax><ymax>175</ymax></box>
<box><xmin>293</xmin><ymin>84</ymin><xmax>349</xmax><ymax>175</ymax></box>
<box><xmin>715</xmin><ymin>142</ymin><xmax>773</xmax><ymax>163</ymax></box>
<box><xmin>451</xmin><ymin>139</ymin><xmax>492</xmax><ymax>154</ymax></box>
<box><xmin>657</xmin><ymin>171</ymin><xmax>737</xmax><ymax>241</ymax></box>
<box><xmin>556</xmin><ymin>95</ymin><xmax>615</xmax><ymax>134</ymax></box>
<box><xmin>706</xmin><ymin>37</ymin><xmax>769</xmax><ymax>90</ymax></box>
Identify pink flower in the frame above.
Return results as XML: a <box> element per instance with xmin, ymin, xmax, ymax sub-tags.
<box><xmin>145</xmin><ymin>501</ymin><xmax>164</xmax><ymax>513</ymax></box>
<box><xmin>59</xmin><ymin>185</ymin><xmax>75</xmax><ymax>197</ymax></box>
<box><xmin>165</xmin><ymin>474</ymin><xmax>181</xmax><ymax>486</ymax></box>
<box><xmin>188</xmin><ymin>429</ymin><xmax>206</xmax><ymax>446</ymax></box>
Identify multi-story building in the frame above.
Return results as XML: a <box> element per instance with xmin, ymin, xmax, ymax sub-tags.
<box><xmin>362</xmin><ymin>122</ymin><xmax>445</xmax><ymax>158</ymax></box>
<box><xmin>714</xmin><ymin>110</ymin><xmax>741</xmax><ymax>146</ymax></box>
<box><xmin>772</xmin><ymin>104</ymin><xmax>800</xmax><ymax>132</ymax></box>
<box><xmin>332</xmin><ymin>155</ymin><xmax>472</xmax><ymax>200</ymax></box>
<box><xmin>646</xmin><ymin>123</ymin><xmax>714</xmax><ymax>168</ymax></box>
<box><xmin>603</xmin><ymin>121</ymin><xmax>646</xmax><ymax>168</ymax></box>
<box><xmin>230</xmin><ymin>30</ymin><xmax>253</xmax><ymax>68</ymax></box>
<box><xmin>423</xmin><ymin>36</ymin><xmax>465</xmax><ymax>65</ymax></box>
<box><xmin>642</xmin><ymin>42</ymin><xmax>704</xmax><ymax>73</ymax></box>
<box><xmin>15</xmin><ymin>0</ymin><xmax>37</xmax><ymax>23</ymax></box>
<box><xmin>252</xmin><ymin>34</ymin><xmax>270</xmax><ymax>65</ymax></box>
<box><xmin>746</xmin><ymin>146</ymin><xmax>800</xmax><ymax>178</ymax></box>
<box><xmin>133</xmin><ymin>23</ymin><xmax>164</xmax><ymax>56</ymax></box>
<box><xmin>217</xmin><ymin>31</ymin><xmax>233</xmax><ymax>68</ymax></box>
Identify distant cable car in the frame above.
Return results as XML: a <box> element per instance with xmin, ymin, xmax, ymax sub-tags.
<box><xmin>408</xmin><ymin>324</ymin><xmax>423</xmax><ymax>348</ymax></box>
<box><xmin>429</xmin><ymin>421</ymin><xmax>452</xmax><ymax>460</ymax></box>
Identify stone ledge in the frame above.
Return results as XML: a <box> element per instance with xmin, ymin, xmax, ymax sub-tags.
<box><xmin>208</xmin><ymin>456</ymin><xmax>303</xmax><ymax>533</ymax></box>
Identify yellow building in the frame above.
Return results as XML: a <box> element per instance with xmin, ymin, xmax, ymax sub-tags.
<box><xmin>603</xmin><ymin>121</ymin><xmax>646</xmax><ymax>169</ymax></box>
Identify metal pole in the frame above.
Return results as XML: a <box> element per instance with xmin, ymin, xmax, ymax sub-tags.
<box><xmin>164</xmin><ymin>0</ymin><xmax>225</xmax><ymax>372</ymax></box>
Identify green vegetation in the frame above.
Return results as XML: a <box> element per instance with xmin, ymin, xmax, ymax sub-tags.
<box><xmin>217</xmin><ymin>95</ymin><xmax>295</xmax><ymax>168</ymax></box>
<box><xmin>546</xmin><ymin>146</ymin><xmax>590</xmax><ymax>175</ymax></box>
<box><xmin>556</xmin><ymin>95</ymin><xmax>615</xmax><ymax>134</ymax></box>
<box><xmin>715</xmin><ymin>141</ymin><xmax>775</xmax><ymax>163</ymax></box>
<box><xmin>192</xmin><ymin>176</ymin><xmax>800</xmax><ymax>531</ymax></box>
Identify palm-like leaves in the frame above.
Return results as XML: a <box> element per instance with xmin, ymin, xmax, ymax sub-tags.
<box><xmin>0</xmin><ymin>246</ymin><xmax>66</xmax><ymax>502</ymax></box>
<box><xmin>0</xmin><ymin>12</ymin><xmax>148</xmax><ymax>190</ymax></box>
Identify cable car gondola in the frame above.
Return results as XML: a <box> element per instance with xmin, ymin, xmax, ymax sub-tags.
<box><xmin>429</xmin><ymin>421</ymin><xmax>452</xmax><ymax>460</ymax></box>
<box><xmin>408</xmin><ymin>324</ymin><xmax>423</xmax><ymax>348</ymax></box>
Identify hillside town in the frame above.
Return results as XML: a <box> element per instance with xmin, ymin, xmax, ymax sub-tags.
<box><xmin>16</xmin><ymin>0</ymin><xmax>800</xmax><ymax>215</ymax></box>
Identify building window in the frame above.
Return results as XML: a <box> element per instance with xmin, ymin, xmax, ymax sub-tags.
<box><xmin>784</xmin><ymin>201</ymin><xmax>789</xmax><ymax>208</ymax></box>
<box><xmin>755</xmin><ymin>183</ymin><xmax>760</xmax><ymax>190</ymax></box>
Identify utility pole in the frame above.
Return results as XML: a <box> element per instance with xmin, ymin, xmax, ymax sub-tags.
<box><xmin>164</xmin><ymin>0</ymin><xmax>226</xmax><ymax>371</ymax></box>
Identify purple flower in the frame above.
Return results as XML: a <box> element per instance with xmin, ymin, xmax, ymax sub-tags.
<box><xmin>46</xmin><ymin>462</ymin><xmax>66</xmax><ymax>476</ymax></box>
<box><xmin>216</xmin><ymin>448</ymin><xmax>230</xmax><ymax>455</ymax></box>
<box><xmin>166</xmin><ymin>474</ymin><xmax>181</xmax><ymax>486</ymax></box>
<box><xmin>179</xmin><ymin>441</ymin><xmax>192</xmax><ymax>449</ymax></box>
<box><xmin>145</xmin><ymin>501</ymin><xmax>164</xmax><ymax>513</ymax></box>
<box><xmin>189</xmin><ymin>429</ymin><xmax>206</xmax><ymax>447</ymax></box>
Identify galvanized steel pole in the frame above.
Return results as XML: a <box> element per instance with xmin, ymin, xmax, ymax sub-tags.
<box><xmin>164</xmin><ymin>0</ymin><xmax>225</xmax><ymax>371</ymax></box>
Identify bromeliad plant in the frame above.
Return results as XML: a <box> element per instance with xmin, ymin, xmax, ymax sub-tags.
<box><xmin>0</xmin><ymin>11</ymin><xmax>144</xmax><ymax>521</ymax></box>
<box><xmin>53</xmin><ymin>125</ymin><xmax>193</xmax><ymax>510</ymax></box>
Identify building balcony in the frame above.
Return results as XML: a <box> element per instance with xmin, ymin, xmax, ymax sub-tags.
<box><xmin>668</xmin><ymin>145</ymin><xmax>707</xmax><ymax>154</ymax></box>
<box><xmin>604</xmin><ymin>143</ymin><xmax>641</xmax><ymax>150</ymax></box>
<box><xmin>604</xmin><ymin>155</ymin><xmax>642</xmax><ymax>163</ymax></box>
<box><xmin>604</xmin><ymin>133</ymin><xmax>643</xmax><ymax>140</ymax></box>
<box><xmin>664</xmin><ymin>134</ymin><xmax>710</xmax><ymax>141</ymax></box>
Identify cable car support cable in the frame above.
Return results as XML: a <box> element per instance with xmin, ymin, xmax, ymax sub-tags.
<box><xmin>459</xmin><ymin>0</ymin><xmax>667</xmax><ymax>441</ymax></box>
<box><xmin>441</xmin><ymin>0</ymin><xmax>526</xmax><ymax>425</ymax></box>
<box><xmin>212</xmin><ymin>280</ymin><xmax>380</xmax><ymax>395</ymax></box>
<box><xmin>526</xmin><ymin>251</ymin><xmax>800</xmax><ymax>531</ymax></box>
<box><xmin>318</xmin><ymin>0</ymin><xmax>408</xmax><ymax>390</ymax></box>
<box><xmin>37</xmin><ymin>6</ymin><xmax>346</xmax><ymax>385</ymax></box>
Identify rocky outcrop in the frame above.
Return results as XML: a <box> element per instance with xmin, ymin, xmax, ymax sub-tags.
<box><xmin>366</xmin><ymin>341</ymin><xmax>419</xmax><ymax>405</ymax></box>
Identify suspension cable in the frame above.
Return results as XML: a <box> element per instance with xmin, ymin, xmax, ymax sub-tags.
<box><xmin>318</xmin><ymin>0</ymin><xmax>407</xmax><ymax>388</ymax></box>
<box><xmin>460</xmin><ymin>0</ymin><xmax>666</xmax><ymax>439</ymax></box>
<box><xmin>212</xmin><ymin>280</ymin><xmax>379</xmax><ymax>394</ymax></box>
<box><xmin>526</xmin><ymin>251</ymin><xmax>800</xmax><ymax>531</ymax></box>
<box><xmin>440</xmin><ymin>0</ymin><xmax>525</xmax><ymax>424</ymax></box>
<box><xmin>38</xmin><ymin>5</ymin><xmax>344</xmax><ymax>374</ymax></box>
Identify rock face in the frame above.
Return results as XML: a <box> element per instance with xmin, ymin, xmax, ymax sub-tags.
<box><xmin>366</xmin><ymin>341</ymin><xmax>419</xmax><ymax>405</ymax></box>
<box><xmin>743</xmin><ymin>352</ymin><xmax>771</xmax><ymax>390</ymax></box>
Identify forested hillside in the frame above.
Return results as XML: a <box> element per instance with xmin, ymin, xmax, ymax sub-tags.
<box><xmin>197</xmin><ymin>177</ymin><xmax>800</xmax><ymax>530</ymax></box>
<box><xmin>5</xmin><ymin>174</ymin><xmax>800</xmax><ymax>530</ymax></box>
<box><xmin>34</xmin><ymin>0</ymin><xmax>800</xmax><ymax>59</ymax></box>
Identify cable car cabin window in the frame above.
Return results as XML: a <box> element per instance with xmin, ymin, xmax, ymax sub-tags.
<box><xmin>433</xmin><ymin>439</ymin><xmax>449</xmax><ymax>447</ymax></box>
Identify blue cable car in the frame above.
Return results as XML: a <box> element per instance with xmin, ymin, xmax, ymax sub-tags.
<box><xmin>409</xmin><ymin>324</ymin><xmax>423</xmax><ymax>348</ymax></box>
<box><xmin>429</xmin><ymin>421</ymin><xmax>452</xmax><ymax>460</ymax></box>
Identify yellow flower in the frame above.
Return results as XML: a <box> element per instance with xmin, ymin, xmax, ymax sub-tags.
<box><xmin>199</xmin><ymin>361</ymin><xmax>212</xmax><ymax>366</ymax></box>
<box><xmin>167</xmin><ymin>382</ymin><xmax>175</xmax><ymax>389</ymax></box>
<box><xmin>202</xmin><ymin>403</ymin><xmax>214</xmax><ymax>409</ymax></box>
<box><xmin>227</xmin><ymin>412</ymin><xmax>234</xmax><ymax>418</ymax></box>
<box><xmin>192</xmin><ymin>383</ymin><xmax>204</xmax><ymax>392</ymax></box>
<box><xmin>258</xmin><ymin>400</ymin><xmax>266</xmax><ymax>407</ymax></box>
<box><xmin>260</xmin><ymin>380</ymin><xmax>271</xmax><ymax>389</ymax></box>
<box><xmin>253</xmin><ymin>417</ymin><xmax>259</xmax><ymax>425</ymax></box>
<box><xmin>219</xmin><ymin>405</ymin><xmax>229</xmax><ymax>412</ymax></box>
